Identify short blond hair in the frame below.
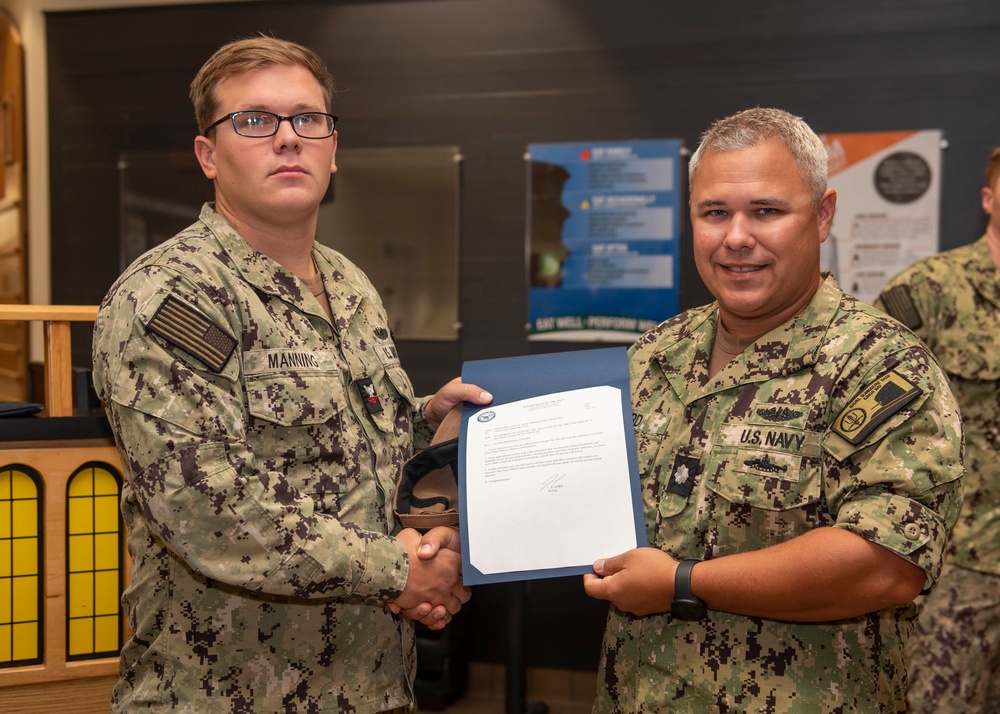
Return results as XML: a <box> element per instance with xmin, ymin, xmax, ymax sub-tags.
<box><xmin>190</xmin><ymin>35</ymin><xmax>334</xmax><ymax>135</ymax></box>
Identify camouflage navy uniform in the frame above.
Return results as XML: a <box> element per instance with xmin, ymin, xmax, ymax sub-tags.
<box><xmin>876</xmin><ymin>236</ymin><xmax>1000</xmax><ymax>713</ymax></box>
<box><xmin>595</xmin><ymin>277</ymin><xmax>964</xmax><ymax>713</ymax></box>
<box><xmin>93</xmin><ymin>204</ymin><xmax>434</xmax><ymax>713</ymax></box>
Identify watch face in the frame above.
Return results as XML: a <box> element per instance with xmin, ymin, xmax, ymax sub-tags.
<box><xmin>671</xmin><ymin>598</ymin><xmax>706</xmax><ymax>621</ymax></box>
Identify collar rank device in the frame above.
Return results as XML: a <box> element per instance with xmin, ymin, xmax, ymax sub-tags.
<box><xmin>671</xmin><ymin>558</ymin><xmax>707</xmax><ymax>621</ymax></box>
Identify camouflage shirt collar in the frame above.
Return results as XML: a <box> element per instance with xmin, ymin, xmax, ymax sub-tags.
<box><xmin>199</xmin><ymin>203</ymin><xmax>363</xmax><ymax>324</ymax></box>
<box><xmin>653</xmin><ymin>276</ymin><xmax>840</xmax><ymax>402</ymax></box>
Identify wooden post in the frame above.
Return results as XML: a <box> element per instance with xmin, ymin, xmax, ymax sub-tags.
<box><xmin>0</xmin><ymin>305</ymin><xmax>98</xmax><ymax>415</ymax></box>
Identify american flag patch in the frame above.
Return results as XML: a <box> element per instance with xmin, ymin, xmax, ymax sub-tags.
<box><xmin>147</xmin><ymin>296</ymin><xmax>237</xmax><ymax>373</ymax></box>
<box><xmin>880</xmin><ymin>285</ymin><xmax>923</xmax><ymax>331</ymax></box>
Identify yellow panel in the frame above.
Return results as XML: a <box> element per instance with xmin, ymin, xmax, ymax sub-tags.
<box><xmin>67</xmin><ymin>495</ymin><xmax>94</xmax><ymax>534</ymax></box>
<box><xmin>0</xmin><ymin>623</ymin><xmax>10</xmax><ymax>662</ymax></box>
<box><xmin>68</xmin><ymin>572</ymin><xmax>94</xmax><ymax>618</ymax></box>
<box><xmin>0</xmin><ymin>471</ymin><xmax>10</xmax><ymax>499</ymax></box>
<box><xmin>12</xmin><ymin>499</ymin><xmax>38</xmax><ymax>537</ymax></box>
<box><xmin>94</xmin><ymin>495</ymin><xmax>119</xmax><ymax>531</ymax></box>
<box><xmin>68</xmin><ymin>470</ymin><xmax>94</xmax><ymax>498</ymax></box>
<box><xmin>94</xmin><ymin>615</ymin><xmax>119</xmax><ymax>653</ymax></box>
<box><xmin>68</xmin><ymin>617</ymin><xmax>93</xmax><ymax>657</ymax></box>
<box><xmin>95</xmin><ymin>571</ymin><xmax>119</xmax><ymax>616</ymax></box>
<box><xmin>10</xmin><ymin>472</ymin><xmax>36</xmax><ymax>500</ymax></box>
<box><xmin>0</xmin><ymin>503</ymin><xmax>9</xmax><ymax>538</ymax></box>
<box><xmin>92</xmin><ymin>468</ymin><xmax>120</xmax><ymax>496</ymax></box>
<box><xmin>11</xmin><ymin>575</ymin><xmax>37</xmax><ymax>621</ymax></box>
<box><xmin>12</xmin><ymin>621</ymin><xmax>38</xmax><ymax>660</ymax></box>
<box><xmin>11</xmin><ymin>538</ymin><xmax>37</xmax><ymax>577</ymax></box>
<box><xmin>0</xmin><ymin>579</ymin><xmax>10</xmax><ymax>623</ymax></box>
<box><xmin>94</xmin><ymin>532</ymin><xmax>120</xmax><ymax>571</ymax></box>
<box><xmin>68</xmin><ymin>534</ymin><xmax>95</xmax><ymax>573</ymax></box>
<box><xmin>0</xmin><ymin>542</ymin><xmax>9</xmax><ymax>576</ymax></box>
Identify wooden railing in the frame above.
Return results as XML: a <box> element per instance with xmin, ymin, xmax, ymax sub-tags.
<box><xmin>0</xmin><ymin>304</ymin><xmax>99</xmax><ymax>416</ymax></box>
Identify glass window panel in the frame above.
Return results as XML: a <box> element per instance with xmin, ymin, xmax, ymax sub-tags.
<box><xmin>94</xmin><ymin>533</ymin><xmax>119</xmax><ymax>571</ymax></box>
<box><xmin>11</xmin><ymin>500</ymin><xmax>37</xmax><ymax>537</ymax></box>
<box><xmin>67</xmin><ymin>618</ymin><xmax>93</xmax><ymax>657</ymax></box>
<box><xmin>11</xmin><ymin>538</ymin><xmax>37</xmax><ymax>576</ymax></box>
<box><xmin>68</xmin><ymin>534</ymin><xmax>95</xmax><ymax>572</ymax></box>
<box><xmin>0</xmin><ymin>499</ymin><xmax>10</xmax><ymax>539</ymax></box>
<box><xmin>11</xmin><ymin>622</ymin><xmax>37</xmax><ymax>661</ymax></box>
<box><xmin>0</xmin><ymin>623</ymin><xmax>10</xmax><ymax>661</ymax></box>
<box><xmin>93</xmin><ymin>469</ymin><xmax>119</xmax><ymax>496</ymax></box>
<box><xmin>94</xmin><ymin>615</ymin><xmax>119</xmax><ymax>653</ymax></box>
<box><xmin>11</xmin><ymin>575</ymin><xmax>37</xmax><ymax>621</ymax></box>
<box><xmin>315</xmin><ymin>146</ymin><xmax>460</xmax><ymax>340</ymax></box>
<box><xmin>67</xmin><ymin>469</ymin><xmax>93</xmax><ymax>497</ymax></box>
<box><xmin>0</xmin><ymin>468</ymin><xmax>41</xmax><ymax>669</ymax></box>
<box><xmin>68</xmin><ymin>572</ymin><xmax>94</xmax><ymax>618</ymax></box>
<box><xmin>0</xmin><ymin>579</ymin><xmax>10</xmax><ymax>623</ymax></box>
<box><xmin>94</xmin><ymin>495</ymin><xmax>119</xmax><ymax>531</ymax></box>
<box><xmin>10</xmin><ymin>473</ymin><xmax>36</xmax><ymax>500</ymax></box>
<box><xmin>67</xmin><ymin>495</ymin><xmax>94</xmax><ymax>534</ymax></box>
<box><xmin>95</xmin><ymin>571</ymin><xmax>119</xmax><ymax>616</ymax></box>
<box><xmin>66</xmin><ymin>464</ymin><xmax>123</xmax><ymax>661</ymax></box>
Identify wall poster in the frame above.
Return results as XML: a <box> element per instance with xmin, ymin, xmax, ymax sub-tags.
<box><xmin>526</xmin><ymin>139</ymin><xmax>682</xmax><ymax>342</ymax></box>
<box><xmin>819</xmin><ymin>130</ymin><xmax>943</xmax><ymax>304</ymax></box>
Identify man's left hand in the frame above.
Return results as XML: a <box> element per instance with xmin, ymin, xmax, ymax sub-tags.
<box><xmin>423</xmin><ymin>378</ymin><xmax>492</xmax><ymax>429</ymax></box>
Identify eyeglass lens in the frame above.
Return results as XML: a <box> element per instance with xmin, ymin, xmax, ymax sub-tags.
<box><xmin>232</xmin><ymin>112</ymin><xmax>335</xmax><ymax>138</ymax></box>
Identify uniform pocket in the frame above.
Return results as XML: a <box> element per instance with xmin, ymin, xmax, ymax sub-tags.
<box><xmin>705</xmin><ymin>423</ymin><xmax>823</xmax><ymax>512</ymax></box>
<box><xmin>245</xmin><ymin>371</ymin><xmax>346</xmax><ymax>477</ymax></box>
<box><xmin>246</xmin><ymin>373</ymin><xmax>340</xmax><ymax>426</ymax></box>
<box><xmin>705</xmin><ymin>448</ymin><xmax>822</xmax><ymax>511</ymax></box>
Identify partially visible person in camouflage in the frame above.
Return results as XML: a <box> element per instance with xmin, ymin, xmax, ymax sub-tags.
<box><xmin>583</xmin><ymin>107</ymin><xmax>965</xmax><ymax>713</ymax></box>
<box><xmin>875</xmin><ymin>146</ymin><xmax>1000</xmax><ymax>714</ymax></box>
<box><xmin>92</xmin><ymin>35</ymin><xmax>491</xmax><ymax>713</ymax></box>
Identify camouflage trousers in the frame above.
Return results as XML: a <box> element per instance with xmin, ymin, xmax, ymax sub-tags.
<box><xmin>905</xmin><ymin>563</ymin><xmax>1000</xmax><ymax>713</ymax></box>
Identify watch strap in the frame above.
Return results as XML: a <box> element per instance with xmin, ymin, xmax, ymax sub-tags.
<box><xmin>674</xmin><ymin>558</ymin><xmax>700</xmax><ymax>601</ymax></box>
<box><xmin>671</xmin><ymin>557</ymin><xmax>706</xmax><ymax>620</ymax></box>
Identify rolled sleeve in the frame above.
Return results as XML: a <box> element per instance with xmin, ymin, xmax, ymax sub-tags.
<box><xmin>824</xmin><ymin>351</ymin><xmax>965</xmax><ymax>589</ymax></box>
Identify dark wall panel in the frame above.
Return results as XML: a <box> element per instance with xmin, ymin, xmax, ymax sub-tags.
<box><xmin>46</xmin><ymin>0</ymin><xmax>1000</xmax><ymax>670</ymax></box>
<box><xmin>49</xmin><ymin>1</ymin><xmax>1000</xmax><ymax>372</ymax></box>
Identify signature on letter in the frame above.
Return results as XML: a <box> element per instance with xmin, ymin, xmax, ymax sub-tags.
<box><xmin>541</xmin><ymin>474</ymin><xmax>566</xmax><ymax>491</ymax></box>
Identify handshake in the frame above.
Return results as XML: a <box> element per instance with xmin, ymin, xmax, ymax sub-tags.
<box><xmin>389</xmin><ymin>399</ymin><xmax>469</xmax><ymax>629</ymax></box>
<box><xmin>389</xmin><ymin>526</ymin><xmax>469</xmax><ymax>630</ymax></box>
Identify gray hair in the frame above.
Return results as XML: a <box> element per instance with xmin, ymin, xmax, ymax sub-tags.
<box><xmin>688</xmin><ymin>107</ymin><xmax>828</xmax><ymax>206</ymax></box>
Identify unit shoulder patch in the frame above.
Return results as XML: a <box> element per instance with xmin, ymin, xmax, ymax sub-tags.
<box><xmin>146</xmin><ymin>296</ymin><xmax>237</xmax><ymax>373</ymax></box>
<box><xmin>831</xmin><ymin>369</ymin><xmax>922</xmax><ymax>445</ymax></box>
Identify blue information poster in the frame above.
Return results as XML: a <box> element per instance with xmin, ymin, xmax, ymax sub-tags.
<box><xmin>527</xmin><ymin>139</ymin><xmax>682</xmax><ymax>342</ymax></box>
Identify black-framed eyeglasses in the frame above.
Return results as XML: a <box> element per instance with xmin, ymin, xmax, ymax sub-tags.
<box><xmin>206</xmin><ymin>111</ymin><xmax>338</xmax><ymax>139</ymax></box>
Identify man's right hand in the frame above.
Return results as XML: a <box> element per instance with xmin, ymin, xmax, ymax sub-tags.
<box><xmin>391</xmin><ymin>527</ymin><xmax>471</xmax><ymax>628</ymax></box>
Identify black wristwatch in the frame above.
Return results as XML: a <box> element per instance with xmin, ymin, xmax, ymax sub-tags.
<box><xmin>671</xmin><ymin>558</ymin><xmax>707</xmax><ymax>621</ymax></box>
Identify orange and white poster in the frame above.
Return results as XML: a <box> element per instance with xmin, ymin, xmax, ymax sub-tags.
<box><xmin>818</xmin><ymin>129</ymin><xmax>943</xmax><ymax>304</ymax></box>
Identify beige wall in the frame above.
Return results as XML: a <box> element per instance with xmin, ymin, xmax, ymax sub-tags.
<box><xmin>0</xmin><ymin>0</ymin><xmax>249</xmax><ymax>361</ymax></box>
